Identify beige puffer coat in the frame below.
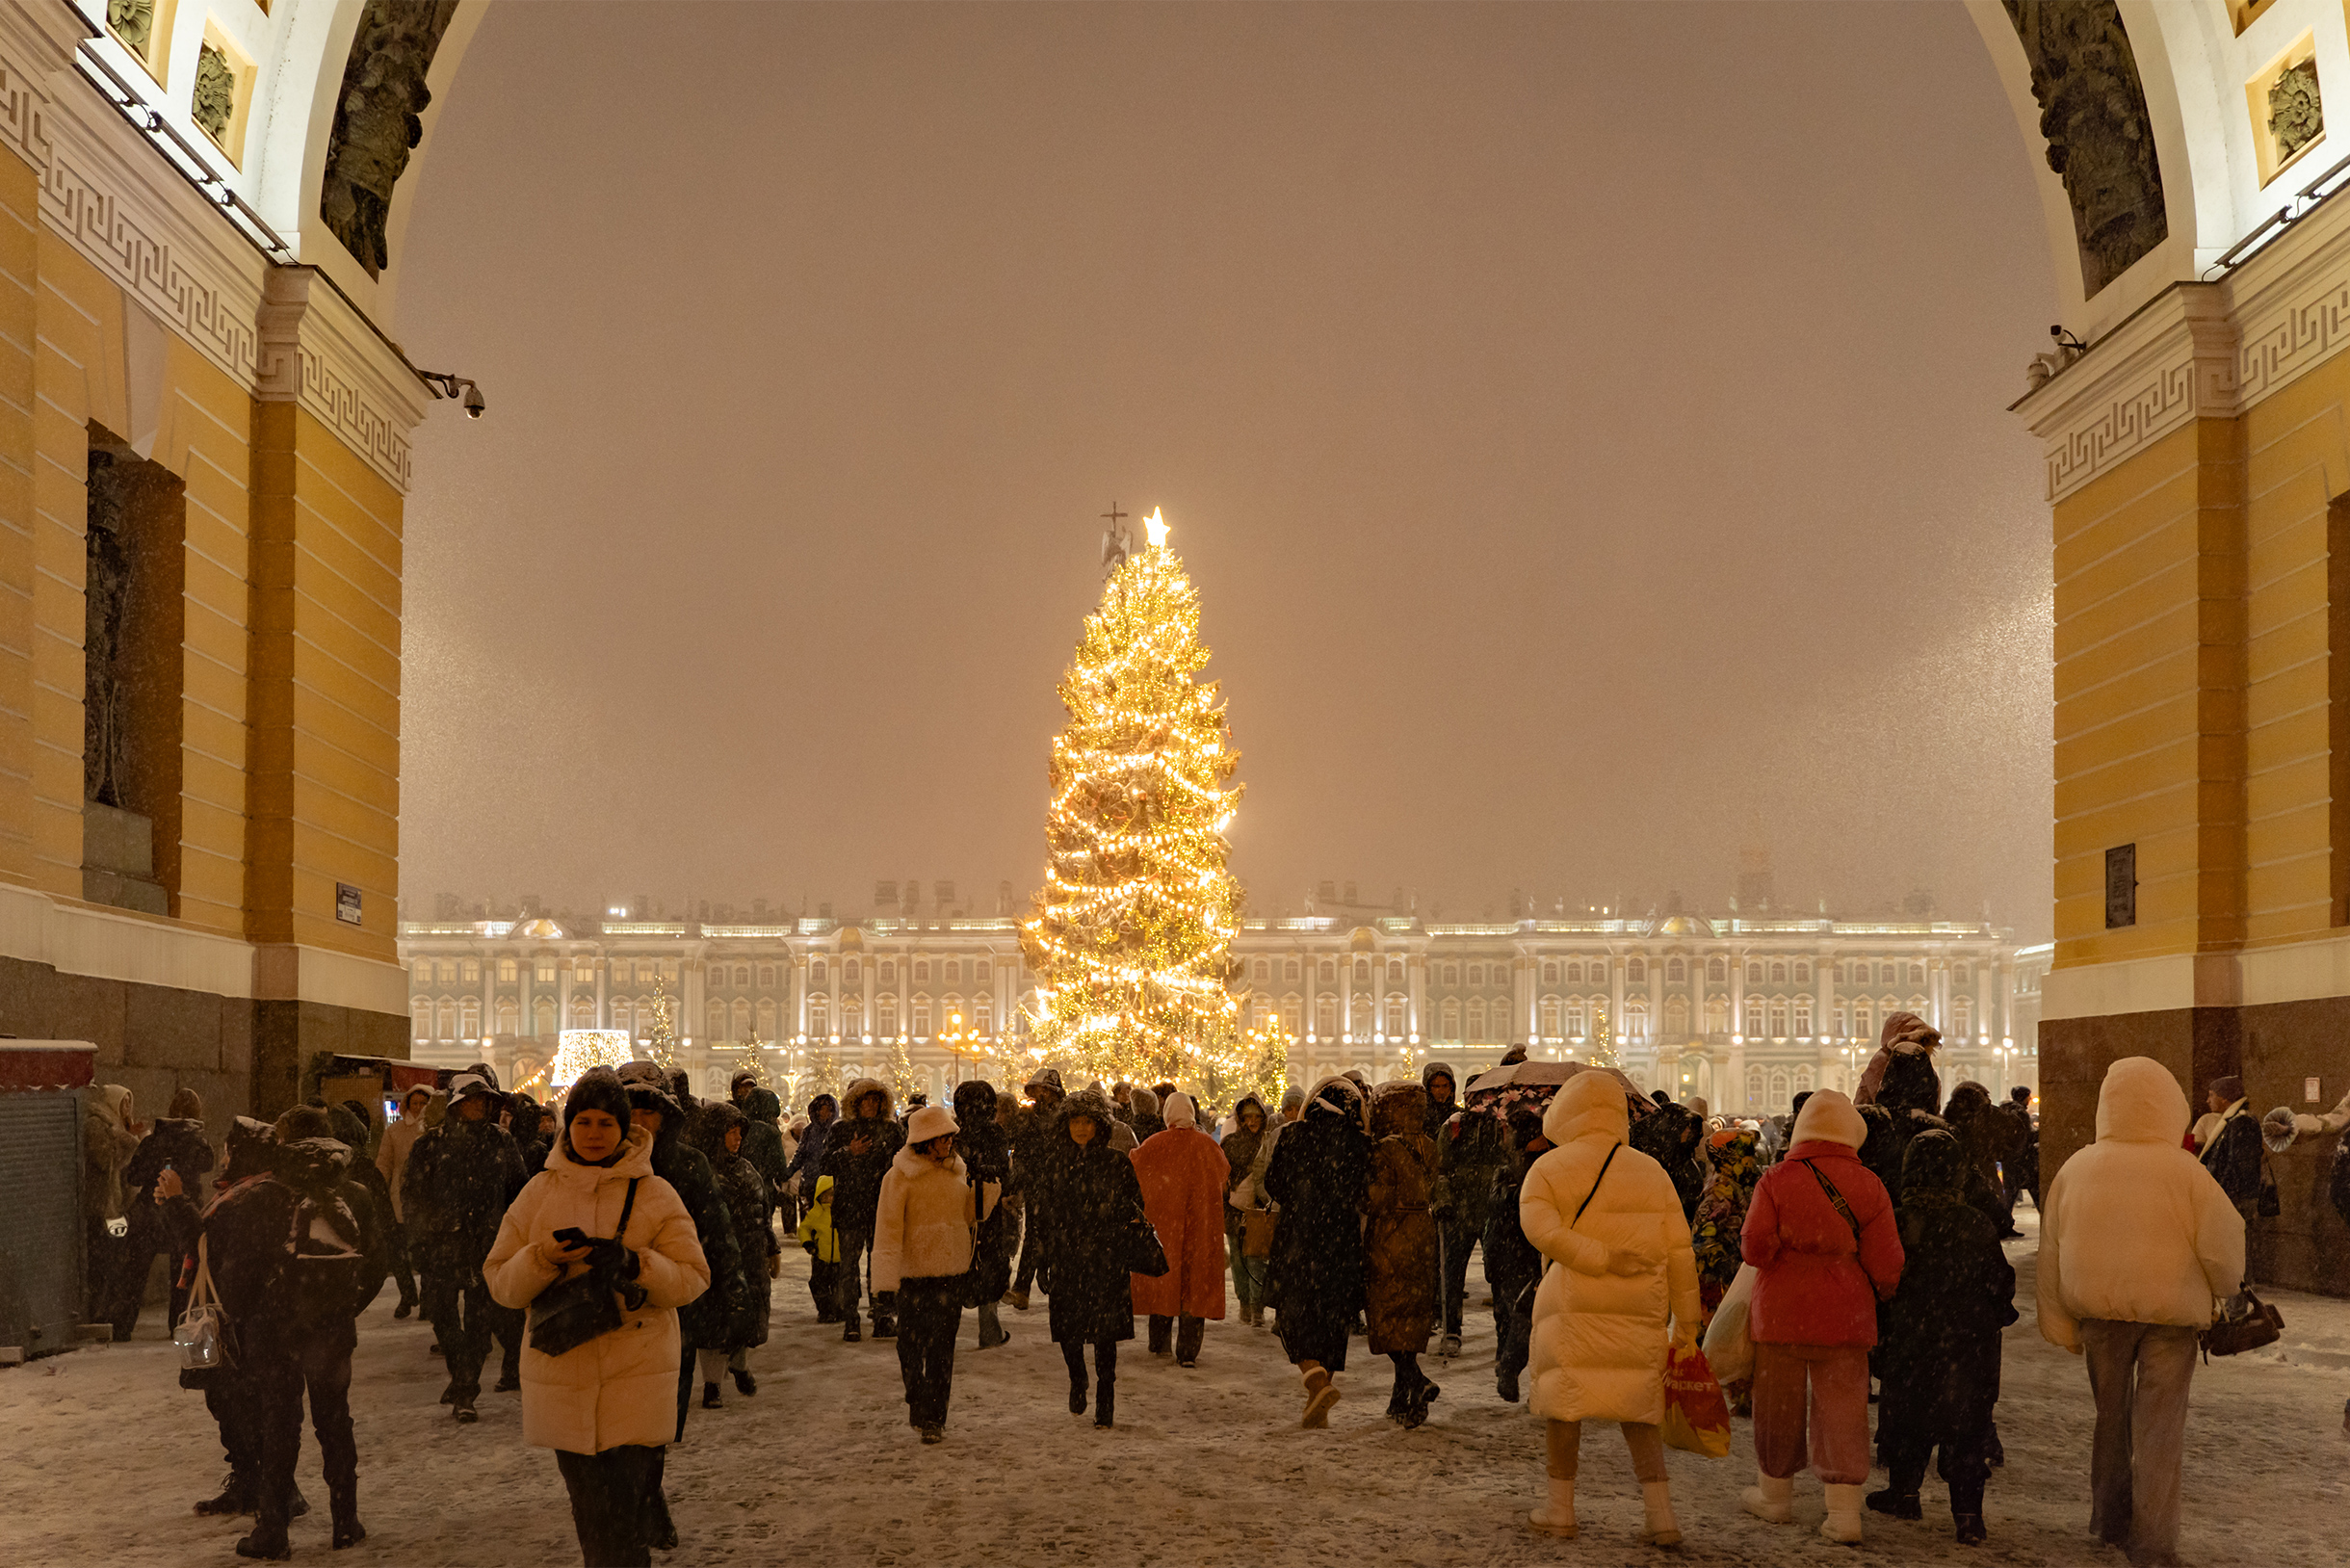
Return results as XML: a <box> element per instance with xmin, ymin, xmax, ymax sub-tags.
<box><xmin>1523</xmin><ymin>1070</ymin><xmax>1702</xmax><ymax>1425</ymax></box>
<box><xmin>485</xmin><ymin>1125</ymin><xmax>710</xmax><ymax>1454</ymax></box>
<box><xmin>2037</xmin><ymin>1056</ymin><xmax>2244</xmax><ymax>1349</ymax></box>
<box><xmin>873</xmin><ymin>1144</ymin><xmax>999</xmax><ymax>1292</ymax></box>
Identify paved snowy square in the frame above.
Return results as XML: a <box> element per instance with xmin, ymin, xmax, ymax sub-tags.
<box><xmin>6</xmin><ymin>1217</ymin><xmax>2345</xmax><ymax>1567</ymax></box>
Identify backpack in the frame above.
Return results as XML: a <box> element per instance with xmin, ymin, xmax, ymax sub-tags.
<box><xmin>286</xmin><ymin>1187</ymin><xmax>367</xmax><ymax>1328</ymax></box>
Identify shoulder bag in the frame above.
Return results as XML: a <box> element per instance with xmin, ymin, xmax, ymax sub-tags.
<box><xmin>529</xmin><ymin>1178</ymin><xmax>640</xmax><ymax>1357</ymax></box>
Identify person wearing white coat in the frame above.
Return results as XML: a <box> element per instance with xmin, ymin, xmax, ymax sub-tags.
<box><xmin>1520</xmin><ymin>1069</ymin><xmax>1704</xmax><ymax>1547</ymax></box>
<box><xmin>2038</xmin><ymin>1057</ymin><xmax>2243</xmax><ymax>1568</ymax></box>
<box><xmin>874</xmin><ymin>1103</ymin><xmax>1001</xmax><ymax>1444</ymax></box>
<box><xmin>486</xmin><ymin>1071</ymin><xmax>710</xmax><ymax>1568</ymax></box>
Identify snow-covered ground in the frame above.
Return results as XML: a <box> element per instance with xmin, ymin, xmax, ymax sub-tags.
<box><xmin>7</xmin><ymin>1211</ymin><xmax>2347</xmax><ymax>1566</ymax></box>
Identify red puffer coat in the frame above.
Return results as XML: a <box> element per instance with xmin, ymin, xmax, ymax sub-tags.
<box><xmin>1740</xmin><ymin>1091</ymin><xmax>1902</xmax><ymax>1347</ymax></box>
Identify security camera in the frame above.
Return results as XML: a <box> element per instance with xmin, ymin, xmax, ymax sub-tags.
<box><xmin>460</xmin><ymin>381</ymin><xmax>485</xmax><ymax>419</ymax></box>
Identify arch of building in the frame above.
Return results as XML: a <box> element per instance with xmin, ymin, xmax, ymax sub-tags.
<box><xmin>1972</xmin><ymin>0</ymin><xmax>2350</xmax><ymax>1294</ymax></box>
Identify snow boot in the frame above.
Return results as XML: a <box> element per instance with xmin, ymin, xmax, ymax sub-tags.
<box><xmin>1953</xmin><ymin>1514</ymin><xmax>1987</xmax><ymax>1547</ymax></box>
<box><xmin>1496</xmin><ymin>1368</ymin><xmax>1521</xmax><ymax>1402</ymax></box>
<box><xmin>1068</xmin><ymin>1375</ymin><xmax>1087</xmax><ymax>1415</ymax></box>
<box><xmin>1867</xmin><ymin>1489</ymin><xmax>1922</xmax><ymax>1520</ymax></box>
<box><xmin>732</xmin><ymin>1368</ymin><xmax>757</xmax><ymax>1395</ymax></box>
<box><xmin>920</xmin><ymin>1424</ymin><xmax>945</xmax><ymax>1445</ymax></box>
<box><xmin>438</xmin><ymin>1378</ymin><xmax>457</xmax><ymax>1404</ymax></box>
<box><xmin>195</xmin><ymin>1478</ymin><xmax>254</xmax><ymax>1516</ymax></box>
<box><xmin>646</xmin><ymin>1487</ymin><xmax>680</xmax><ymax>1552</ymax></box>
<box><xmin>1820</xmin><ymin>1483</ymin><xmax>1865</xmax><ymax>1545</ymax></box>
<box><xmin>1094</xmin><ymin>1375</ymin><xmax>1115</xmax><ymax>1429</ymax></box>
<box><xmin>843</xmin><ymin>1316</ymin><xmax>862</xmax><ymax>1343</ymax></box>
<box><xmin>872</xmin><ymin>1314</ymin><xmax>898</xmax><ymax>1341</ymax></box>
<box><xmin>1403</xmin><ymin>1378</ymin><xmax>1439</xmax><ymax>1430</ymax></box>
<box><xmin>1301</xmin><ymin>1364</ymin><xmax>1341</xmax><ymax>1427</ymax></box>
<box><xmin>1640</xmin><ymin>1479</ymin><xmax>1683</xmax><ymax>1548</ymax></box>
<box><xmin>702</xmin><ymin>1381</ymin><xmax>722</xmax><ymax>1409</ymax></box>
<box><xmin>1005</xmin><ymin>1287</ymin><xmax>1031</xmax><ymax>1311</ymax></box>
<box><xmin>330</xmin><ymin>1482</ymin><xmax>365</xmax><ymax>1552</ymax></box>
<box><xmin>1527</xmin><ymin>1477</ymin><xmax>1577</xmax><ymax>1536</ymax></box>
<box><xmin>233</xmin><ymin>1527</ymin><xmax>291</xmax><ymax>1561</ymax></box>
<box><xmin>289</xmin><ymin>1487</ymin><xmax>309</xmax><ymax>1519</ymax></box>
<box><xmin>1439</xmin><ymin>1331</ymin><xmax>1462</xmax><ymax>1358</ymax></box>
<box><xmin>1740</xmin><ymin>1472</ymin><xmax>1795</xmax><ymax>1525</ymax></box>
<box><xmin>453</xmin><ymin>1393</ymin><xmax>478</xmax><ymax>1424</ymax></box>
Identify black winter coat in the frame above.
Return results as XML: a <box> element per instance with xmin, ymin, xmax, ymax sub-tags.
<box><xmin>953</xmin><ymin>1083</ymin><xmax>1018</xmax><ymax>1303</ymax></box>
<box><xmin>736</xmin><ymin>1088</ymin><xmax>793</xmax><ymax>1198</ymax></box>
<box><xmin>123</xmin><ymin>1118</ymin><xmax>216</xmax><ymax>1207</ymax></box>
<box><xmin>653</xmin><ymin>1126</ymin><xmax>744</xmax><ymax>1346</ymax></box>
<box><xmin>1863</xmin><ymin>1105</ymin><xmax>2010</xmax><ymax>1230</ymax></box>
<box><xmin>1264</xmin><ymin>1100</ymin><xmax>1370</xmax><ymax>1362</ymax></box>
<box><xmin>1440</xmin><ymin>1111</ymin><xmax>1509</xmax><ymax>1231</ymax></box>
<box><xmin>1482</xmin><ymin>1142</ymin><xmax>1545</xmax><ymax>1310</ymax></box>
<box><xmin>1037</xmin><ymin>1101</ymin><xmax>1144</xmax><ymax>1345</ymax></box>
<box><xmin>401</xmin><ymin>1117</ymin><xmax>527</xmax><ymax>1275</ymax></box>
<box><xmin>1878</xmin><ymin>1132</ymin><xmax>2015</xmax><ymax>1439</ymax></box>
<box><xmin>206</xmin><ymin>1138</ymin><xmax>387</xmax><ymax>1354</ymax></box>
<box><xmin>710</xmin><ymin>1148</ymin><xmax>775</xmax><ymax>1349</ymax></box>
<box><xmin>783</xmin><ymin>1099</ymin><xmax>836</xmax><ymax>1196</ymax></box>
<box><xmin>2202</xmin><ymin>1109</ymin><xmax>2264</xmax><ymax>1209</ymax></box>
<box><xmin>821</xmin><ymin>1114</ymin><xmax>905</xmax><ymax>1231</ymax></box>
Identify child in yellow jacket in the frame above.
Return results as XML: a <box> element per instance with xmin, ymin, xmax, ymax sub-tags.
<box><xmin>796</xmin><ymin>1173</ymin><xmax>843</xmax><ymax>1321</ymax></box>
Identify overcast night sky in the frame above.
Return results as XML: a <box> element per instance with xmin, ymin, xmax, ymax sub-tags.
<box><xmin>393</xmin><ymin>1</ymin><xmax>2057</xmax><ymax>937</ymax></box>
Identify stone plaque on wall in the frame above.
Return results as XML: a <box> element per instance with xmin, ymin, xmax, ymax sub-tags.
<box><xmin>2104</xmin><ymin>844</ymin><xmax>2136</xmax><ymax>929</ymax></box>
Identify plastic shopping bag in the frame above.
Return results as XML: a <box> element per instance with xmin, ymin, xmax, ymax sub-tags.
<box><xmin>1659</xmin><ymin>1343</ymin><xmax>1734</xmax><ymax>1458</ymax></box>
<box><xmin>1700</xmin><ymin>1262</ymin><xmax>1755</xmax><ymax>1384</ymax></box>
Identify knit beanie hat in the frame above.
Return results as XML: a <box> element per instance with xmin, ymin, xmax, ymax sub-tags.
<box><xmin>563</xmin><ymin>1069</ymin><xmax>633</xmax><ymax>1140</ymax></box>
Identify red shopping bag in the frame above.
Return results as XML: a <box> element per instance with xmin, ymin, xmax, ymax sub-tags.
<box><xmin>1659</xmin><ymin>1343</ymin><xmax>1733</xmax><ymax>1458</ymax></box>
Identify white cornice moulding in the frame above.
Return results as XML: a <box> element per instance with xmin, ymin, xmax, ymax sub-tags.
<box><xmin>2019</xmin><ymin>193</ymin><xmax>2350</xmax><ymax>503</ymax></box>
<box><xmin>258</xmin><ymin>268</ymin><xmax>424</xmax><ymax>491</ymax></box>
<box><xmin>0</xmin><ymin>10</ymin><xmax>423</xmax><ymax>495</ymax></box>
<box><xmin>2040</xmin><ymin>950</ymin><xmax>2242</xmax><ymax>1021</ymax></box>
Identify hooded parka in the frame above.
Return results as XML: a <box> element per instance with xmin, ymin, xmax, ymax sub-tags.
<box><xmin>1521</xmin><ymin>1071</ymin><xmax>1702</xmax><ymax>1425</ymax></box>
<box><xmin>1038</xmin><ymin>1090</ymin><xmax>1146</xmax><ymax>1345</ymax></box>
<box><xmin>2036</xmin><ymin>1058</ymin><xmax>2245</xmax><ymax>1348</ymax></box>
<box><xmin>692</xmin><ymin>1104</ymin><xmax>776</xmax><ymax>1350</ymax></box>
<box><xmin>1741</xmin><ymin>1091</ymin><xmax>1903</xmax><ymax>1347</ymax></box>
<box><xmin>820</xmin><ymin>1077</ymin><xmax>904</xmax><ymax>1232</ymax></box>
<box><xmin>485</xmin><ymin>1125</ymin><xmax>712</xmax><ymax>1453</ymax></box>
<box><xmin>1264</xmin><ymin>1076</ymin><xmax>1371</xmax><ymax>1369</ymax></box>
<box><xmin>1364</xmin><ymin>1081</ymin><xmax>1440</xmax><ymax>1354</ymax></box>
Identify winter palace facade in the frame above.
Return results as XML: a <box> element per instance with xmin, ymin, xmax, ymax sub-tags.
<box><xmin>398</xmin><ymin>899</ymin><xmax>2048</xmax><ymax>1117</ymax></box>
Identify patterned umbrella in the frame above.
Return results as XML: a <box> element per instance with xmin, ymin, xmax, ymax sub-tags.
<box><xmin>1463</xmin><ymin>1058</ymin><xmax>1652</xmax><ymax>1122</ymax></box>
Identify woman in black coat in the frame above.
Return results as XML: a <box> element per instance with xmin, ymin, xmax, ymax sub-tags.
<box><xmin>692</xmin><ymin>1102</ymin><xmax>777</xmax><ymax>1406</ymax></box>
<box><xmin>953</xmin><ymin>1080</ymin><xmax>1018</xmax><ymax>1350</ymax></box>
<box><xmin>1263</xmin><ymin>1075</ymin><xmax>1371</xmax><ymax>1427</ymax></box>
<box><xmin>1036</xmin><ymin>1087</ymin><xmax>1145</xmax><ymax>1428</ymax></box>
<box><xmin>1871</xmin><ymin>1129</ymin><xmax>2016</xmax><ymax>1546</ymax></box>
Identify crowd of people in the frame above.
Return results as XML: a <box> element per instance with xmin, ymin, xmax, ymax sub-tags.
<box><xmin>78</xmin><ymin>1005</ymin><xmax>2297</xmax><ymax>1568</ymax></box>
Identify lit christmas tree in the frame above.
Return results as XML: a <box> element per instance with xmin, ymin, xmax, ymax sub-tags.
<box><xmin>1023</xmin><ymin>508</ymin><xmax>1266</xmax><ymax>1099</ymax></box>
<box><xmin>1585</xmin><ymin>1003</ymin><xmax>1620</xmax><ymax>1070</ymax></box>
<box><xmin>644</xmin><ymin>974</ymin><xmax>680</xmax><ymax>1072</ymax></box>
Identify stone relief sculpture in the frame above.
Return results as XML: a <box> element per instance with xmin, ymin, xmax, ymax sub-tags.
<box><xmin>2270</xmin><ymin>59</ymin><xmax>2324</xmax><ymax>170</ymax></box>
<box><xmin>83</xmin><ymin>453</ymin><xmax>132</xmax><ymax>809</ymax></box>
<box><xmin>192</xmin><ymin>44</ymin><xmax>235</xmax><ymax>144</ymax></box>
<box><xmin>2002</xmin><ymin>0</ymin><xmax>2168</xmax><ymax>298</ymax></box>
<box><xmin>319</xmin><ymin>0</ymin><xmax>460</xmax><ymax>278</ymax></box>
<box><xmin>106</xmin><ymin>0</ymin><xmax>153</xmax><ymax>61</ymax></box>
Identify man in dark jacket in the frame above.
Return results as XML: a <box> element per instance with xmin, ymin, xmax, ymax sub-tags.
<box><xmin>1945</xmin><ymin>1081</ymin><xmax>2025</xmax><ymax>1239</ymax></box>
<box><xmin>1419</xmin><ymin>1059</ymin><xmax>1475</xmax><ymax>1357</ymax></box>
<box><xmin>1999</xmin><ymin>1087</ymin><xmax>2041</xmax><ymax>1212</ymax></box>
<box><xmin>820</xmin><ymin>1076</ymin><xmax>904</xmax><ymax>1340</ymax></box>
<box><xmin>1870</xmin><ymin>1130</ymin><xmax>2016</xmax><ymax>1546</ymax></box>
<box><xmin>208</xmin><ymin>1107</ymin><xmax>387</xmax><ymax>1559</ymax></box>
<box><xmin>621</xmin><ymin>1066</ymin><xmax>742</xmax><ymax>1553</ymax></box>
<box><xmin>731</xmin><ymin>1075</ymin><xmax>792</xmax><ymax>1199</ymax></box>
<box><xmin>1485</xmin><ymin>1104</ymin><xmax>1549</xmax><ymax>1403</ymax></box>
<box><xmin>1006</xmin><ymin>1067</ymin><xmax>1065</xmax><ymax>1310</ymax></box>
<box><xmin>400</xmin><ymin>1072</ymin><xmax>528</xmax><ymax>1421</ymax></box>
<box><xmin>782</xmin><ymin>1091</ymin><xmax>836</xmax><ymax>1205</ymax></box>
<box><xmin>113</xmin><ymin>1088</ymin><xmax>217</xmax><ymax>1339</ymax></box>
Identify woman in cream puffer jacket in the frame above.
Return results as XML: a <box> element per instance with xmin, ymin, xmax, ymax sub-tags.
<box><xmin>486</xmin><ymin>1072</ymin><xmax>710</xmax><ymax>1566</ymax></box>
<box><xmin>874</xmin><ymin>1103</ymin><xmax>1001</xmax><ymax>1441</ymax></box>
<box><xmin>1520</xmin><ymin>1069</ymin><xmax>1702</xmax><ymax>1547</ymax></box>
